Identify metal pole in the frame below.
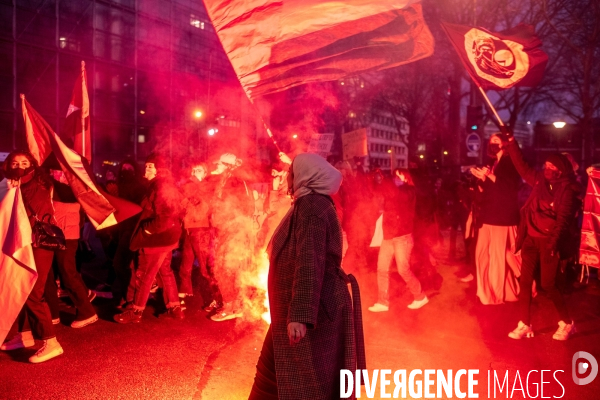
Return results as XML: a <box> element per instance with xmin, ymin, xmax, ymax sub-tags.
<box><xmin>133</xmin><ymin>0</ymin><xmax>138</xmax><ymax>161</ymax></box>
<box><xmin>56</xmin><ymin>0</ymin><xmax>60</xmax><ymax>133</ymax></box>
<box><xmin>169</xmin><ymin>0</ymin><xmax>174</xmax><ymax>168</ymax></box>
<box><xmin>81</xmin><ymin>61</ymin><xmax>86</xmax><ymax>159</ymax></box>
<box><xmin>12</xmin><ymin>0</ymin><xmax>17</xmax><ymax>149</ymax></box>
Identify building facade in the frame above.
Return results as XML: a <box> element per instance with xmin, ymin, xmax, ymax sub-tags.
<box><xmin>366</xmin><ymin>112</ymin><xmax>409</xmax><ymax>170</ymax></box>
<box><xmin>0</xmin><ymin>0</ymin><xmax>256</xmax><ymax>170</ymax></box>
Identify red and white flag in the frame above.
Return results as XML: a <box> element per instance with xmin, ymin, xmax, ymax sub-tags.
<box><xmin>22</xmin><ymin>95</ymin><xmax>141</xmax><ymax>230</ymax></box>
<box><xmin>203</xmin><ymin>0</ymin><xmax>434</xmax><ymax>98</ymax></box>
<box><xmin>441</xmin><ymin>22</ymin><xmax>548</xmax><ymax>90</ymax></box>
<box><xmin>0</xmin><ymin>181</ymin><xmax>37</xmax><ymax>344</ymax></box>
<box><xmin>63</xmin><ymin>61</ymin><xmax>91</xmax><ymax>161</ymax></box>
<box><xmin>580</xmin><ymin>168</ymin><xmax>600</xmax><ymax>268</ymax></box>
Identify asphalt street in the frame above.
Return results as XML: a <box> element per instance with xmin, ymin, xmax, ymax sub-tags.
<box><xmin>1</xmin><ymin>239</ymin><xmax>599</xmax><ymax>399</ymax></box>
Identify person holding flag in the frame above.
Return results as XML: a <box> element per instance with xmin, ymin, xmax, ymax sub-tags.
<box><xmin>0</xmin><ymin>151</ymin><xmax>64</xmax><ymax>363</ymax></box>
<box><xmin>501</xmin><ymin>132</ymin><xmax>580</xmax><ymax>341</ymax></box>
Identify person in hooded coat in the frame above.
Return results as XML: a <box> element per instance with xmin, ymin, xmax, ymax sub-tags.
<box><xmin>249</xmin><ymin>153</ymin><xmax>366</xmax><ymax>400</ymax></box>
<box><xmin>503</xmin><ymin>134</ymin><xmax>581</xmax><ymax>341</ymax></box>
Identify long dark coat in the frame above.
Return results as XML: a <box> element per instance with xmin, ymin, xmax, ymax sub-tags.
<box><xmin>267</xmin><ymin>194</ymin><xmax>365</xmax><ymax>400</ymax></box>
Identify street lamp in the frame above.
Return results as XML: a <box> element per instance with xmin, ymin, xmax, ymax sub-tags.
<box><xmin>292</xmin><ymin>134</ymin><xmax>298</xmax><ymax>139</ymax></box>
<box><xmin>194</xmin><ymin>110</ymin><xmax>203</xmax><ymax>119</ymax></box>
<box><xmin>553</xmin><ymin>121</ymin><xmax>566</xmax><ymax>129</ymax></box>
<box><xmin>443</xmin><ymin>151</ymin><xmax>448</xmax><ymax>155</ymax></box>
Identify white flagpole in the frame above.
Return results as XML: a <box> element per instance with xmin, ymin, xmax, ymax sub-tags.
<box><xmin>476</xmin><ymin>85</ymin><xmax>505</xmax><ymax>127</ymax></box>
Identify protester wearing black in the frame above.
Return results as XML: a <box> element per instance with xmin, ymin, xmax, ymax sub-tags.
<box><xmin>0</xmin><ymin>150</ymin><xmax>63</xmax><ymax>363</ymax></box>
<box><xmin>504</xmin><ymin>136</ymin><xmax>580</xmax><ymax>340</ymax></box>
<box><xmin>45</xmin><ymin>171</ymin><xmax>98</xmax><ymax>328</ymax></box>
<box><xmin>470</xmin><ymin>134</ymin><xmax>522</xmax><ymax>305</ymax></box>
<box><xmin>112</xmin><ymin>158</ymin><xmax>146</xmax><ymax>306</ymax></box>
<box><xmin>113</xmin><ymin>154</ymin><xmax>184</xmax><ymax>323</ymax></box>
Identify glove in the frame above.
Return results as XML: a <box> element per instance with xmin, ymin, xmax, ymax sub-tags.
<box><xmin>498</xmin><ymin>125</ymin><xmax>514</xmax><ymax>143</ymax></box>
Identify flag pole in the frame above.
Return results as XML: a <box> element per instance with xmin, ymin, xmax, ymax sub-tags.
<box><xmin>246</xmin><ymin>96</ymin><xmax>283</xmax><ymax>154</ymax></box>
<box><xmin>475</xmin><ymin>84</ymin><xmax>505</xmax><ymax>127</ymax></box>
<box><xmin>81</xmin><ymin>61</ymin><xmax>86</xmax><ymax>159</ymax></box>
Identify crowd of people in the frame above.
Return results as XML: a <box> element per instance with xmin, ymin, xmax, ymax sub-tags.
<box><xmin>0</xmin><ymin>127</ymin><xmax>594</xmax><ymax>365</ymax></box>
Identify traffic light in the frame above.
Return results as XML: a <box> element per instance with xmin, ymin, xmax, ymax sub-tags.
<box><xmin>466</xmin><ymin>105</ymin><xmax>484</xmax><ymax>132</ymax></box>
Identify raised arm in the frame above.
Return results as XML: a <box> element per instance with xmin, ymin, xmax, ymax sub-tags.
<box><xmin>504</xmin><ymin>140</ymin><xmax>539</xmax><ymax>187</ymax></box>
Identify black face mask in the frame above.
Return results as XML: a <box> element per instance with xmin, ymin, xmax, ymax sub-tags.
<box><xmin>487</xmin><ymin>143</ymin><xmax>501</xmax><ymax>158</ymax></box>
<box><xmin>543</xmin><ymin>169</ymin><xmax>561</xmax><ymax>182</ymax></box>
<box><xmin>7</xmin><ymin>166</ymin><xmax>34</xmax><ymax>180</ymax></box>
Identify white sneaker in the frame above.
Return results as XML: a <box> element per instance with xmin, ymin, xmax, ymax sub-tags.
<box><xmin>368</xmin><ymin>303</ymin><xmax>389</xmax><ymax>313</ymax></box>
<box><xmin>211</xmin><ymin>309</ymin><xmax>243</xmax><ymax>322</ymax></box>
<box><xmin>552</xmin><ymin>321</ymin><xmax>576</xmax><ymax>341</ymax></box>
<box><xmin>210</xmin><ymin>303</ymin><xmax>242</xmax><ymax>322</ymax></box>
<box><xmin>1</xmin><ymin>331</ymin><xmax>35</xmax><ymax>351</ymax></box>
<box><xmin>508</xmin><ymin>321</ymin><xmax>534</xmax><ymax>339</ymax></box>
<box><xmin>460</xmin><ymin>274</ymin><xmax>474</xmax><ymax>283</ymax></box>
<box><xmin>71</xmin><ymin>314</ymin><xmax>98</xmax><ymax>328</ymax></box>
<box><xmin>29</xmin><ymin>338</ymin><xmax>63</xmax><ymax>363</ymax></box>
<box><xmin>407</xmin><ymin>296</ymin><xmax>429</xmax><ymax>310</ymax></box>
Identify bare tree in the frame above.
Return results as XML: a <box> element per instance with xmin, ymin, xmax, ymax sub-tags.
<box><xmin>537</xmin><ymin>0</ymin><xmax>600</xmax><ymax>165</ymax></box>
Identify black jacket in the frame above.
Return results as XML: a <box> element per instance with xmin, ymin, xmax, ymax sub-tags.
<box><xmin>505</xmin><ymin>140</ymin><xmax>581</xmax><ymax>257</ymax></box>
<box><xmin>376</xmin><ymin>179</ymin><xmax>415</xmax><ymax>240</ymax></box>
<box><xmin>478</xmin><ymin>154</ymin><xmax>521</xmax><ymax>226</ymax></box>
<box><xmin>130</xmin><ymin>177</ymin><xmax>182</xmax><ymax>251</ymax></box>
<box><xmin>20</xmin><ymin>169</ymin><xmax>55</xmax><ymax>227</ymax></box>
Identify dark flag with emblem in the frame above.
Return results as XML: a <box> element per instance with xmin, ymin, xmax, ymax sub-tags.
<box><xmin>441</xmin><ymin>22</ymin><xmax>548</xmax><ymax>90</ymax></box>
<box><xmin>203</xmin><ymin>0</ymin><xmax>435</xmax><ymax>99</ymax></box>
<box><xmin>22</xmin><ymin>95</ymin><xmax>141</xmax><ymax>230</ymax></box>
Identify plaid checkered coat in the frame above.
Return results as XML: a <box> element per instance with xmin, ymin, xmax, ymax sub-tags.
<box><xmin>267</xmin><ymin>194</ymin><xmax>366</xmax><ymax>400</ymax></box>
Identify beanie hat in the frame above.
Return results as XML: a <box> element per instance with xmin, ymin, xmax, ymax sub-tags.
<box><xmin>145</xmin><ymin>153</ymin><xmax>166</xmax><ymax>169</ymax></box>
<box><xmin>545</xmin><ymin>153</ymin><xmax>569</xmax><ymax>175</ymax></box>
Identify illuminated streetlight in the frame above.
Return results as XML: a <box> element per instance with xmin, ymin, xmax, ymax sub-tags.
<box><xmin>419</xmin><ymin>154</ymin><xmax>424</xmax><ymax>159</ymax></box>
<box><xmin>194</xmin><ymin>110</ymin><xmax>203</xmax><ymax>118</ymax></box>
<box><xmin>553</xmin><ymin>121</ymin><xmax>566</xmax><ymax>129</ymax></box>
<box><xmin>443</xmin><ymin>151</ymin><xmax>448</xmax><ymax>155</ymax></box>
<box><xmin>292</xmin><ymin>134</ymin><xmax>298</xmax><ymax>139</ymax></box>
<box><xmin>139</xmin><ymin>110</ymin><xmax>145</xmax><ymax>114</ymax></box>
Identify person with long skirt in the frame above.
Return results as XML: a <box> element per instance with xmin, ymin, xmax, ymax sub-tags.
<box><xmin>470</xmin><ymin>133</ymin><xmax>522</xmax><ymax>304</ymax></box>
<box><xmin>249</xmin><ymin>153</ymin><xmax>365</xmax><ymax>400</ymax></box>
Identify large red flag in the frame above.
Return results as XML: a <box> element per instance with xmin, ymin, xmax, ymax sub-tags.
<box><xmin>63</xmin><ymin>61</ymin><xmax>91</xmax><ymax>161</ymax></box>
<box><xmin>203</xmin><ymin>0</ymin><xmax>434</xmax><ymax>98</ymax></box>
<box><xmin>580</xmin><ymin>168</ymin><xmax>600</xmax><ymax>268</ymax></box>
<box><xmin>0</xmin><ymin>181</ymin><xmax>37</xmax><ymax>344</ymax></box>
<box><xmin>22</xmin><ymin>95</ymin><xmax>141</xmax><ymax>230</ymax></box>
<box><xmin>441</xmin><ymin>22</ymin><xmax>548</xmax><ymax>90</ymax></box>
